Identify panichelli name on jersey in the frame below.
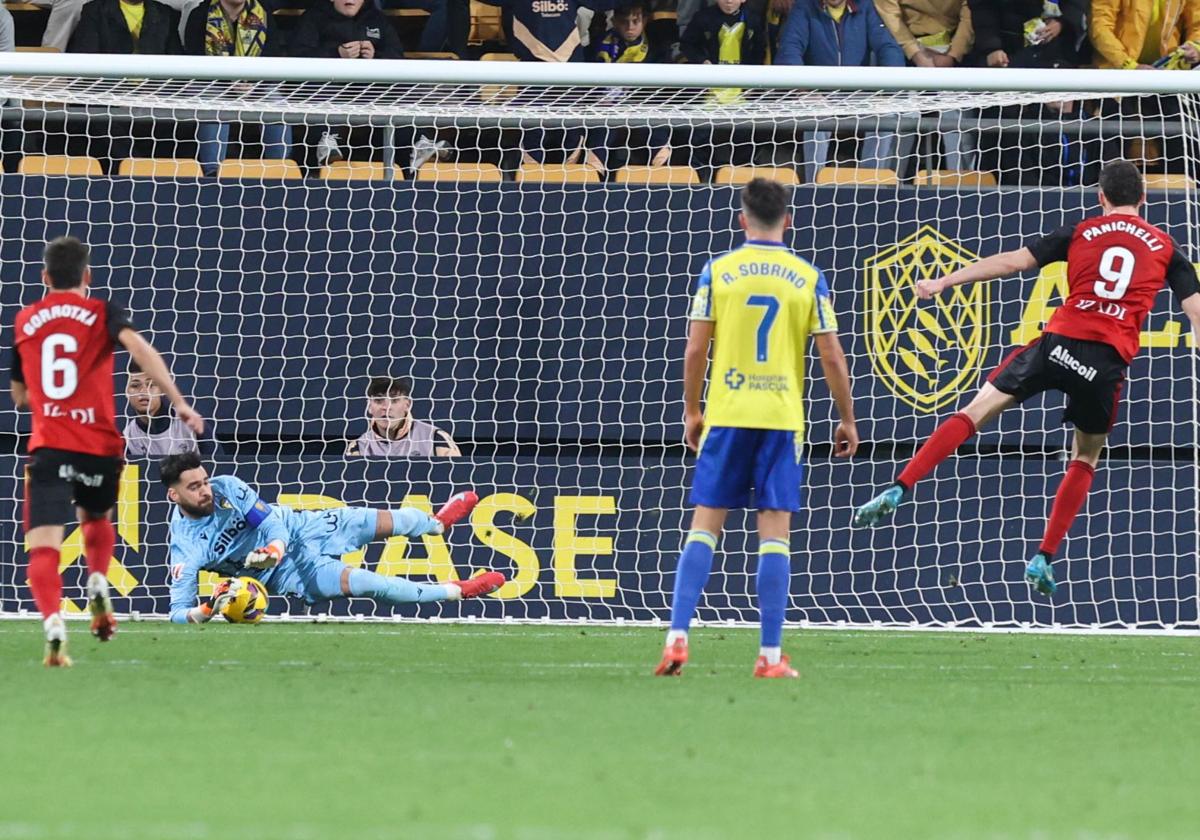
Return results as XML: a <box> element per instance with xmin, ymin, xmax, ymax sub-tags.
<box><xmin>21</xmin><ymin>303</ymin><xmax>98</xmax><ymax>335</ymax></box>
<box><xmin>1081</xmin><ymin>219</ymin><xmax>1164</xmax><ymax>251</ymax></box>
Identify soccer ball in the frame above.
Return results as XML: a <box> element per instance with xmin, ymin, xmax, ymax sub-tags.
<box><xmin>220</xmin><ymin>577</ymin><xmax>270</xmax><ymax>624</ymax></box>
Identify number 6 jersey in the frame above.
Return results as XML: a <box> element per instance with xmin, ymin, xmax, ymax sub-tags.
<box><xmin>9</xmin><ymin>291</ymin><xmax>133</xmax><ymax>458</ymax></box>
<box><xmin>1026</xmin><ymin>213</ymin><xmax>1200</xmax><ymax>364</ymax></box>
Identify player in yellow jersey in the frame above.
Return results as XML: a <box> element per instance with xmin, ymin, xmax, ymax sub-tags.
<box><xmin>654</xmin><ymin>179</ymin><xmax>859</xmax><ymax>679</ymax></box>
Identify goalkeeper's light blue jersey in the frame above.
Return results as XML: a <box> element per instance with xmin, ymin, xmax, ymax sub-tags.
<box><xmin>167</xmin><ymin>474</ymin><xmax>290</xmax><ymax>623</ymax></box>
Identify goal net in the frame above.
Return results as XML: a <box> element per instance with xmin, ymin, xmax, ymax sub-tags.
<box><xmin>0</xmin><ymin>57</ymin><xmax>1195</xmax><ymax>630</ymax></box>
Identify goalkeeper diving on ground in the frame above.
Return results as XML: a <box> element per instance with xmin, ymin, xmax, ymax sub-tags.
<box><xmin>160</xmin><ymin>452</ymin><xmax>504</xmax><ymax>623</ymax></box>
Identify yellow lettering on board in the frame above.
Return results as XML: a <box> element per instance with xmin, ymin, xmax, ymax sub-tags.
<box><xmin>553</xmin><ymin>495</ymin><xmax>617</xmax><ymax>598</ymax></box>
<box><xmin>375</xmin><ymin>494</ymin><xmax>458</xmax><ymax>582</ymax></box>
<box><xmin>472</xmin><ymin>493</ymin><xmax>539</xmax><ymax>599</ymax></box>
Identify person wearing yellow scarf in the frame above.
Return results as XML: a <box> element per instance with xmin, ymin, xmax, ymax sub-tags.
<box><xmin>185</xmin><ymin>0</ymin><xmax>289</xmax><ymax>175</ymax></box>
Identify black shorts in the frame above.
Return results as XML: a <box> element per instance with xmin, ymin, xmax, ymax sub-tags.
<box><xmin>988</xmin><ymin>334</ymin><xmax>1127</xmax><ymax>435</ymax></box>
<box><xmin>25</xmin><ymin>448</ymin><xmax>123</xmax><ymax>530</ymax></box>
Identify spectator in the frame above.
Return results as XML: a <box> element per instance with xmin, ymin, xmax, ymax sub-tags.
<box><xmin>124</xmin><ymin>363</ymin><xmax>202</xmax><ymax>458</ymax></box>
<box><xmin>291</xmin><ymin>0</ymin><xmax>403</xmax><ymax>166</ymax></box>
<box><xmin>1090</xmin><ymin>0</ymin><xmax>1200</xmax><ymax>177</ymax></box>
<box><xmin>68</xmin><ymin>0</ymin><xmax>184</xmax><ymax>53</ymax></box>
<box><xmin>680</xmin><ymin>0</ymin><xmax>766</xmax><ymax>66</ymax></box>
<box><xmin>381</xmin><ymin>0</ymin><xmax>451</xmax><ymax>53</ymax></box>
<box><xmin>967</xmin><ymin>0</ymin><xmax>1088</xmax><ymax>68</ymax></box>
<box><xmin>346</xmin><ymin>377</ymin><xmax>461</xmax><ymax>458</ymax></box>
<box><xmin>0</xmin><ymin>5</ymin><xmax>13</xmax><ymax>53</ymax></box>
<box><xmin>968</xmin><ymin>1</ymin><xmax>1091</xmax><ymax>186</ymax></box>
<box><xmin>876</xmin><ymin>0</ymin><xmax>971</xmax><ymax>66</ymax></box>
<box><xmin>776</xmin><ymin>0</ymin><xmax>905</xmax><ymax>182</ymax></box>
<box><xmin>588</xmin><ymin>2</ymin><xmax>672</xmax><ymax>172</ymax></box>
<box><xmin>877</xmin><ymin>0</ymin><xmax>973</xmax><ymax>172</ymax></box>
<box><xmin>1090</xmin><ymin>0</ymin><xmax>1200</xmax><ymax>70</ymax></box>
<box><xmin>765</xmin><ymin>0</ymin><xmax>794</xmax><ymax>64</ymax></box>
<box><xmin>28</xmin><ymin>0</ymin><xmax>83</xmax><ymax>52</ymax></box>
<box><xmin>480</xmin><ymin>0</ymin><xmax>618</xmax><ymax>62</ymax></box>
<box><xmin>185</xmin><ymin>0</ymin><xmax>290</xmax><ymax>176</ymax></box>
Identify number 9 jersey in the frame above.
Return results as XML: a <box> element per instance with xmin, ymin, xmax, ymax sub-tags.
<box><xmin>690</xmin><ymin>240</ymin><xmax>838</xmax><ymax>440</ymax></box>
<box><xmin>1026</xmin><ymin>214</ymin><xmax>1200</xmax><ymax>364</ymax></box>
<box><xmin>10</xmin><ymin>292</ymin><xmax>133</xmax><ymax>458</ymax></box>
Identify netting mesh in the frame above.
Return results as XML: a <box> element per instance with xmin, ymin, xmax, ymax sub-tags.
<box><xmin>0</xmin><ymin>74</ymin><xmax>1196</xmax><ymax>629</ymax></box>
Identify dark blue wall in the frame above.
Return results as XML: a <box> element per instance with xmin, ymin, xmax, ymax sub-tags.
<box><xmin>0</xmin><ymin>177</ymin><xmax>1194</xmax><ymax>627</ymax></box>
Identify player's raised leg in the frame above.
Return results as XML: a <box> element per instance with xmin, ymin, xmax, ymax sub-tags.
<box><xmin>1026</xmin><ymin>429</ymin><xmax>1106</xmax><ymax>597</ymax></box>
<box><xmin>854</xmin><ymin>383</ymin><xmax>1015</xmax><ymax>527</ymax></box>
<box><xmin>655</xmin><ymin>505</ymin><xmax>726</xmax><ymax>676</ymax></box>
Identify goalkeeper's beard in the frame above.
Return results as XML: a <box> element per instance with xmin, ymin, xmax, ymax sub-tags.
<box><xmin>178</xmin><ymin>498</ymin><xmax>215</xmax><ymax>518</ymax></box>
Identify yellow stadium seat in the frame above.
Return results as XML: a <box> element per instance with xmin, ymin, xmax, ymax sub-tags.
<box><xmin>415</xmin><ymin>162</ymin><xmax>504</xmax><ymax>183</ymax></box>
<box><xmin>319</xmin><ymin>161</ymin><xmax>399</xmax><ymax>181</ymax></box>
<box><xmin>118</xmin><ymin>158</ymin><xmax>204</xmax><ymax>178</ymax></box>
<box><xmin>713</xmin><ymin>166</ymin><xmax>800</xmax><ymax>187</ymax></box>
<box><xmin>515</xmin><ymin>164</ymin><xmax>601</xmax><ymax>184</ymax></box>
<box><xmin>481</xmin><ymin>52</ymin><xmax>518</xmax><ymax>61</ymax></box>
<box><xmin>15</xmin><ymin>46</ymin><xmax>60</xmax><ymax>52</ymax></box>
<box><xmin>404</xmin><ymin>51</ymin><xmax>460</xmax><ymax>60</ymax></box>
<box><xmin>1143</xmin><ymin>173</ymin><xmax>1195</xmax><ymax>191</ymax></box>
<box><xmin>18</xmin><ymin>155</ymin><xmax>102</xmax><ymax>176</ymax></box>
<box><xmin>614</xmin><ymin>165</ymin><xmax>700</xmax><ymax>186</ymax></box>
<box><xmin>383</xmin><ymin>7</ymin><xmax>430</xmax><ymax>15</ymax></box>
<box><xmin>272</xmin><ymin>7</ymin><xmax>305</xmax><ymax>15</ymax></box>
<box><xmin>913</xmin><ymin>169</ymin><xmax>998</xmax><ymax>188</ymax></box>
<box><xmin>649</xmin><ymin>9</ymin><xmax>677</xmax><ymax>20</ymax></box>
<box><xmin>470</xmin><ymin>0</ymin><xmax>504</xmax><ymax>45</ymax></box>
<box><xmin>814</xmin><ymin>166</ymin><xmax>898</xmax><ymax>186</ymax></box>
<box><xmin>5</xmin><ymin>3</ymin><xmax>44</xmax><ymax>11</ymax></box>
<box><xmin>217</xmin><ymin>159</ymin><xmax>302</xmax><ymax>180</ymax></box>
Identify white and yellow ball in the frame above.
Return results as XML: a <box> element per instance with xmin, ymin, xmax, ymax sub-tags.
<box><xmin>220</xmin><ymin>576</ymin><xmax>270</xmax><ymax>624</ymax></box>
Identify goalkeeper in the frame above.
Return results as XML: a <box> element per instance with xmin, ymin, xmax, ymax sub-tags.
<box><xmin>161</xmin><ymin>452</ymin><xmax>503</xmax><ymax>623</ymax></box>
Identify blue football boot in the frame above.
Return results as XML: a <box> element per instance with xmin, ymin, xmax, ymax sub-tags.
<box><xmin>1024</xmin><ymin>552</ymin><xmax>1057</xmax><ymax>597</ymax></box>
<box><xmin>853</xmin><ymin>485</ymin><xmax>905</xmax><ymax>528</ymax></box>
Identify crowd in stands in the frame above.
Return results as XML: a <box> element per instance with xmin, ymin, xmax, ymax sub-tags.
<box><xmin>2</xmin><ymin>0</ymin><xmax>1199</xmax><ymax>183</ymax></box>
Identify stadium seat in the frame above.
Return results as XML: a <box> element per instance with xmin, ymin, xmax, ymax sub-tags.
<box><xmin>18</xmin><ymin>155</ymin><xmax>102</xmax><ymax>176</ymax></box>
<box><xmin>319</xmin><ymin>161</ymin><xmax>399</xmax><ymax>181</ymax></box>
<box><xmin>713</xmin><ymin>166</ymin><xmax>800</xmax><ymax>186</ymax></box>
<box><xmin>515</xmin><ymin>164</ymin><xmax>601</xmax><ymax>184</ymax></box>
<box><xmin>415</xmin><ymin>162</ymin><xmax>504</xmax><ymax>183</ymax></box>
<box><xmin>814</xmin><ymin>166</ymin><xmax>898</xmax><ymax>186</ymax></box>
<box><xmin>217</xmin><ymin>159</ymin><xmax>302</xmax><ymax>180</ymax></box>
<box><xmin>118</xmin><ymin>158</ymin><xmax>204</xmax><ymax>178</ymax></box>
<box><xmin>272</xmin><ymin>7</ymin><xmax>304</xmax><ymax>14</ymax></box>
<box><xmin>614</xmin><ymin>165</ymin><xmax>701</xmax><ymax>186</ymax></box>
<box><xmin>1143</xmin><ymin>173</ymin><xmax>1195</xmax><ymax>191</ymax></box>
<box><xmin>480</xmin><ymin>52</ymin><xmax>518</xmax><ymax>61</ymax></box>
<box><xmin>382</xmin><ymin>8</ymin><xmax>429</xmax><ymax>15</ymax></box>
<box><xmin>4</xmin><ymin>3</ymin><xmax>44</xmax><ymax>11</ymax></box>
<box><xmin>913</xmin><ymin>169</ymin><xmax>998</xmax><ymax>188</ymax></box>
<box><xmin>470</xmin><ymin>0</ymin><xmax>504</xmax><ymax>44</ymax></box>
<box><xmin>404</xmin><ymin>51</ymin><xmax>460</xmax><ymax>60</ymax></box>
<box><xmin>649</xmin><ymin>10</ymin><xmax>677</xmax><ymax>19</ymax></box>
<box><xmin>14</xmin><ymin>45</ymin><xmax>59</xmax><ymax>51</ymax></box>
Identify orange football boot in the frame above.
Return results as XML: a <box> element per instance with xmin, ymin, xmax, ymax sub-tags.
<box><xmin>753</xmin><ymin>654</ymin><xmax>799</xmax><ymax>679</ymax></box>
<box><xmin>654</xmin><ymin>638</ymin><xmax>689</xmax><ymax>676</ymax></box>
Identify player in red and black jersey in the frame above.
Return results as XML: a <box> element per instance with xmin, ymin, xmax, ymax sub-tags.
<box><xmin>7</xmin><ymin>236</ymin><xmax>204</xmax><ymax>666</ymax></box>
<box><xmin>853</xmin><ymin>160</ymin><xmax>1200</xmax><ymax>597</ymax></box>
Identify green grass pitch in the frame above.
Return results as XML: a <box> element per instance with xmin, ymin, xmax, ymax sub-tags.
<box><xmin>1</xmin><ymin>621</ymin><xmax>1198</xmax><ymax>839</ymax></box>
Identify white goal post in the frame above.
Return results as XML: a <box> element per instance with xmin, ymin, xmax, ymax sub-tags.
<box><xmin>0</xmin><ymin>55</ymin><xmax>1196</xmax><ymax>631</ymax></box>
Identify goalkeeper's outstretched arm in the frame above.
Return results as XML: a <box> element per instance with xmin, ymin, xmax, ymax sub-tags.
<box><xmin>1181</xmin><ymin>294</ymin><xmax>1200</xmax><ymax>349</ymax></box>
<box><xmin>916</xmin><ymin>247</ymin><xmax>1039</xmax><ymax>300</ymax></box>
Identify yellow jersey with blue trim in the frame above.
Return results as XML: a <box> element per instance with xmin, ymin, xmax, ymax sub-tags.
<box><xmin>689</xmin><ymin>239</ymin><xmax>838</xmax><ymax>436</ymax></box>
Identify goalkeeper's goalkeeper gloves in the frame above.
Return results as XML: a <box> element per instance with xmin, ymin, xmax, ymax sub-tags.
<box><xmin>244</xmin><ymin>540</ymin><xmax>286</xmax><ymax>570</ymax></box>
<box><xmin>198</xmin><ymin>577</ymin><xmax>244</xmax><ymax>621</ymax></box>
